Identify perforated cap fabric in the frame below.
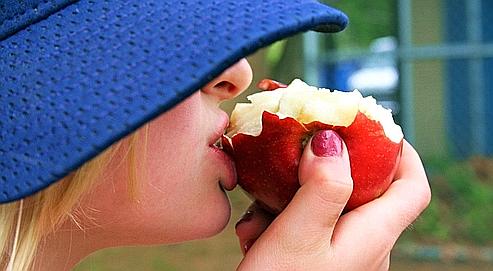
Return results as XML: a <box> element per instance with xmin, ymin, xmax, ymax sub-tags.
<box><xmin>0</xmin><ymin>0</ymin><xmax>348</xmax><ymax>203</ymax></box>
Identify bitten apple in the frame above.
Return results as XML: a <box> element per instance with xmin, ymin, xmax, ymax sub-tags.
<box><xmin>222</xmin><ymin>79</ymin><xmax>403</xmax><ymax>214</ymax></box>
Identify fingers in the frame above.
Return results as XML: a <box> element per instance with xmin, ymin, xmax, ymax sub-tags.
<box><xmin>368</xmin><ymin>140</ymin><xmax>431</xmax><ymax>233</ymax></box>
<box><xmin>234</xmin><ymin>135</ymin><xmax>423</xmax><ymax>271</ymax></box>
<box><xmin>270</xmin><ymin>130</ymin><xmax>353</xmax><ymax>246</ymax></box>
<box><xmin>333</xmin><ymin>140</ymin><xmax>431</xmax><ymax>255</ymax></box>
<box><xmin>235</xmin><ymin>202</ymin><xmax>275</xmax><ymax>255</ymax></box>
<box><xmin>379</xmin><ymin>255</ymin><xmax>391</xmax><ymax>271</ymax></box>
<box><xmin>378</xmin><ymin>140</ymin><xmax>431</xmax><ymax>232</ymax></box>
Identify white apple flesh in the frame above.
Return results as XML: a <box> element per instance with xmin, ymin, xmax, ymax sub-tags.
<box><xmin>223</xmin><ymin>79</ymin><xmax>403</xmax><ymax>214</ymax></box>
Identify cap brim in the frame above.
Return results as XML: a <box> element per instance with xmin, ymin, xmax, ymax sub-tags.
<box><xmin>0</xmin><ymin>0</ymin><xmax>347</xmax><ymax>203</ymax></box>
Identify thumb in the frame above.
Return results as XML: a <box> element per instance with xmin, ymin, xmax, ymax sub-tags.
<box><xmin>273</xmin><ymin>130</ymin><xmax>353</xmax><ymax>244</ymax></box>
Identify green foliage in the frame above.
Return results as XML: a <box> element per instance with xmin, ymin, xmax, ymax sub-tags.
<box><xmin>411</xmin><ymin>198</ymin><xmax>452</xmax><ymax>242</ymax></box>
<box><xmin>265</xmin><ymin>40</ymin><xmax>286</xmax><ymax>69</ymax></box>
<box><xmin>401</xmin><ymin>157</ymin><xmax>493</xmax><ymax>245</ymax></box>
<box><xmin>324</xmin><ymin>0</ymin><xmax>397</xmax><ymax>48</ymax></box>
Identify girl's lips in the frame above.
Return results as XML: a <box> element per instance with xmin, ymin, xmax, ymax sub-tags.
<box><xmin>208</xmin><ymin>111</ymin><xmax>237</xmax><ymax>191</ymax></box>
<box><xmin>208</xmin><ymin>111</ymin><xmax>230</xmax><ymax>147</ymax></box>
<box><xmin>209</xmin><ymin>145</ymin><xmax>237</xmax><ymax>191</ymax></box>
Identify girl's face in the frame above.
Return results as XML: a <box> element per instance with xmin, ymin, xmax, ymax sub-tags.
<box><xmin>78</xmin><ymin>59</ymin><xmax>253</xmax><ymax>246</ymax></box>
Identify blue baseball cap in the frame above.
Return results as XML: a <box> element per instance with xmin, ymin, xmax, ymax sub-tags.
<box><xmin>0</xmin><ymin>0</ymin><xmax>347</xmax><ymax>203</ymax></box>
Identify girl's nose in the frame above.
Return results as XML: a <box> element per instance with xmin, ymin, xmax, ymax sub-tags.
<box><xmin>201</xmin><ymin>58</ymin><xmax>253</xmax><ymax>102</ymax></box>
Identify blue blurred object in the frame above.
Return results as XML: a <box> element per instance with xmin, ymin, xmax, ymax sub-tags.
<box><xmin>481</xmin><ymin>0</ymin><xmax>493</xmax><ymax>156</ymax></box>
<box><xmin>320</xmin><ymin>60</ymin><xmax>359</xmax><ymax>91</ymax></box>
<box><xmin>346</xmin><ymin>37</ymin><xmax>400</xmax><ymax>114</ymax></box>
<box><xmin>445</xmin><ymin>0</ymin><xmax>493</xmax><ymax>157</ymax></box>
<box><xmin>347</xmin><ymin>37</ymin><xmax>399</xmax><ymax>95</ymax></box>
<box><xmin>321</xmin><ymin>36</ymin><xmax>400</xmax><ymax>114</ymax></box>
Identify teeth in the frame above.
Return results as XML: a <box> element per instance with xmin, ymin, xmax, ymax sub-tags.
<box><xmin>213</xmin><ymin>138</ymin><xmax>223</xmax><ymax>149</ymax></box>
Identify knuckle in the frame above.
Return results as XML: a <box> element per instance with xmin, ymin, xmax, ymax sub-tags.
<box><xmin>413</xmin><ymin>168</ymin><xmax>432</xmax><ymax>213</ymax></box>
<box><xmin>420</xmin><ymin>182</ymin><xmax>432</xmax><ymax>210</ymax></box>
<box><xmin>276</xmin><ymin>227</ymin><xmax>328</xmax><ymax>260</ymax></box>
<box><xmin>313</xmin><ymin>171</ymin><xmax>353</xmax><ymax>204</ymax></box>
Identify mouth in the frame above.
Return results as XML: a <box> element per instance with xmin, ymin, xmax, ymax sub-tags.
<box><xmin>208</xmin><ymin>112</ymin><xmax>237</xmax><ymax>191</ymax></box>
<box><xmin>212</xmin><ymin>137</ymin><xmax>223</xmax><ymax>150</ymax></box>
<box><xmin>208</xmin><ymin>111</ymin><xmax>229</xmax><ymax>147</ymax></box>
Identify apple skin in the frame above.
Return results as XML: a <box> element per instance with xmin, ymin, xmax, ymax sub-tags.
<box><xmin>222</xmin><ymin>111</ymin><xmax>403</xmax><ymax>214</ymax></box>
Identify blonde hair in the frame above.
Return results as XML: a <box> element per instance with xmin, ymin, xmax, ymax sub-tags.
<box><xmin>0</xmin><ymin>127</ymin><xmax>147</xmax><ymax>271</ymax></box>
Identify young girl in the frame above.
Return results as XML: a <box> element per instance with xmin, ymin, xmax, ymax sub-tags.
<box><xmin>0</xmin><ymin>0</ymin><xmax>431</xmax><ymax>270</ymax></box>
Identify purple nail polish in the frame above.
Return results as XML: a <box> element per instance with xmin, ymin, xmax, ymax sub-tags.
<box><xmin>311</xmin><ymin>130</ymin><xmax>343</xmax><ymax>157</ymax></box>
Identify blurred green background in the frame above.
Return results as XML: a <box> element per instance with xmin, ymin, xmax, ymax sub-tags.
<box><xmin>75</xmin><ymin>0</ymin><xmax>493</xmax><ymax>270</ymax></box>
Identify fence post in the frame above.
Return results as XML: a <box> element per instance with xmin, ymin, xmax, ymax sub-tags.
<box><xmin>467</xmin><ymin>0</ymin><xmax>486</xmax><ymax>154</ymax></box>
<box><xmin>398</xmin><ymin>0</ymin><xmax>416</xmax><ymax>144</ymax></box>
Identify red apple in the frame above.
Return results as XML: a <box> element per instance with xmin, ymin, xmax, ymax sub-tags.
<box><xmin>222</xmin><ymin>79</ymin><xmax>403</xmax><ymax>214</ymax></box>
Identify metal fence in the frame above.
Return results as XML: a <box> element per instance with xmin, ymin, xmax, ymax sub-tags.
<box><xmin>304</xmin><ymin>0</ymin><xmax>493</xmax><ymax>158</ymax></box>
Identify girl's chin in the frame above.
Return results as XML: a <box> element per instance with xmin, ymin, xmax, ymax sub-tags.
<box><xmin>128</xmin><ymin>200</ymin><xmax>231</xmax><ymax>245</ymax></box>
<box><xmin>160</xmin><ymin>194</ymin><xmax>232</xmax><ymax>244</ymax></box>
<box><xmin>192</xmin><ymin>194</ymin><xmax>232</xmax><ymax>239</ymax></box>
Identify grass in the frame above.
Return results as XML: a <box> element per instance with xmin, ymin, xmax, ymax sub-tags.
<box><xmin>400</xmin><ymin>156</ymin><xmax>493</xmax><ymax>246</ymax></box>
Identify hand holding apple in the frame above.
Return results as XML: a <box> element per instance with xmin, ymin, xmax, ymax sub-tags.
<box><xmin>235</xmin><ymin>140</ymin><xmax>431</xmax><ymax>270</ymax></box>
<box><xmin>223</xmin><ymin>79</ymin><xmax>403</xmax><ymax>213</ymax></box>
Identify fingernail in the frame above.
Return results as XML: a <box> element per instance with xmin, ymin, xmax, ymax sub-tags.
<box><xmin>243</xmin><ymin>239</ymin><xmax>256</xmax><ymax>254</ymax></box>
<box><xmin>311</xmin><ymin>130</ymin><xmax>343</xmax><ymax>157</ymax></box>
<box><xmin>235</xmin><ymin>210</ymin><xmax>254</xmax><ymax>229</ymax></box>
<box><xmin>257</xmin><ymin>79</ymin><xmax>288</xmax><ymax>91</ymax></box>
